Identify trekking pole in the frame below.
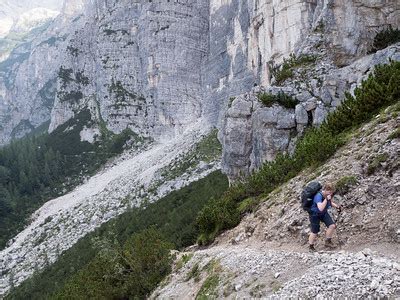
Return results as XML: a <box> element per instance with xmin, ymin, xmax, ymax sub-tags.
<box><xmin>335</xmin><ymin>208</ymin><xmax>345</xmax><ymax>247</ymax></box>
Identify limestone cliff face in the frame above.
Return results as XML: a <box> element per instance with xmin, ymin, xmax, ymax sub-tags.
<box><xmin>217</xmin><ymin>0</ymin><xmax>400</xmax><ymax>181</ymax></box>
<box><xmin>0</xmin><ymin>0</ymin><xmax>84</xmax><ymax>144</ymax></box>
<box><xmin>49</xmin><ymin>0</ymin><xmax>209</xmax><ymax>141</ymax></box>
<box><xmin>203</xmin><ymin>0</ymin><xmax>318</xmax><ymax>124</ymax></box>
<box><xmin>0</xmin><ymin>0</ymin><xmax>399</xmax><ymax>179</ymax></box>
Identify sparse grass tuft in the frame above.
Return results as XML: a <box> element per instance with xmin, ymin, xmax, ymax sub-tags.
<box><xmin>335</xmin><ymin>176</ymin><xmax>358</xmax><ymax>195</ymax></box>
<box><xmin>367</xmin><ymin>153</ymin><xmax>389</xmax><ymax>175</ymax></box>
<box><xmin>186</xmin><ymin>263</ymin><xmax>201</xmax><ymax>282</ymax></box>
<box><xmin>176</xmin><ymin>253</ymin><xmax>193</xmax><ymax>270</ymax></box>
<box><xmin>387</xmin><ymin>127</ymin><xmax>400</xmax><ymax>140</ymax></box>
<box><xmin>196</xmin><ymin>274</ymin><xmax>220</xmax><ymax>300</ymax></box>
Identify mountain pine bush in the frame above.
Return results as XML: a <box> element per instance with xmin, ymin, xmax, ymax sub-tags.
<box><xmin>369</xmin><ymin>26</ymin><xmax>400</xmax><ymax>54</ymax></box>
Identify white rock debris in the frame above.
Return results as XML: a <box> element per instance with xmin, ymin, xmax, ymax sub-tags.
<box><xmin>152</xmin><ymin>245</ymin><xmax>400</xmax><ymax>299</ymax></box>
<box><xmin>0</xmin><ymin>121</ymin><xmax>219</xmax><ymax>296</ymax></box>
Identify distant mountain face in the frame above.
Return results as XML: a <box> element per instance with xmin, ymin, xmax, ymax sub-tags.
<box><xmin>0</xmin><ymin>0</ymin><xmax>399</xmax><ymax>150</ymax></box>
<box><xmin>0</xmin><ymin>0</ymin><xmax>63</xmax><ymax>37</ymax></box>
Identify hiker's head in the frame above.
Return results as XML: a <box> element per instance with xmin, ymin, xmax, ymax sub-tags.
<box><xmin>322</xmin><ymin>183</ymin><xmax>335</xmax><ymax>199</ymax></box>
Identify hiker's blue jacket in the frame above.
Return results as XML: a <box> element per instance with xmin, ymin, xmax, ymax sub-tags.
<box><xmin>310</xmin><ymin>192</ymin><xmax>331</xmax><ymax>215</ymax></box>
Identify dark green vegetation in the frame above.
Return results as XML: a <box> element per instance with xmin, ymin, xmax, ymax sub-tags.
<box><xmin>58</xmin><ymin>67</ymin><xmax>89</xmax><ymax>89</ymax></box>
<box><xmin>369</xmin><ymin>26</ymin><xmax>400</xmax><ymax>54</ymax></box>
<box><xmin>335</xmin><ymin>176</ymin><xmax>358</xmax><ymax>195</ymax></box>
<box><xmin>56</xmin><ymin>228</ymin><xmax>173</xmax><ymax>299</ymax></box>
<box><xmin>269</xmin><ymin>54</ymin><xmax>317</xmax><ymax>85</ymax></box>
<box><xmin>0</xmin><ymin>110</ymin><xmax>142</xmax><ymax>250</ymax></box>
<box><xmin>367</xmin><ymin>153</ymin><xmax>389</xmax><ymax>176</ymax></box>
<box><xmin>258</xmin><ymin>92</ymin><xmax>299</xmax><ymax>109</ymax></box>
<box><xmin>159</xmin><ymin>129</ymin><xmax>222</xmax><ymax>182</ymax></box>
<box><xmin>7</xmin><ymin>171</ymin><xmax>228</xmax><ymax>299</ymax></box>
<box><xmin>197</xmin><ymin>61</ymin><xmax>400</xmax><ymax>245</ymax></box>
<box><xmin>108</xmin><ymin>79</ymin><xmax>145</xmax><ymax>110</ymax></box>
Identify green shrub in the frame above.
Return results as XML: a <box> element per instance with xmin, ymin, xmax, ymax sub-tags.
<box><xmin>270</xmin><ymin>54</ymin><xmax>317</xmax><ymax>85</ymax></box>
<box><xmin>367</xmin><ymin>153</ymin><xmax>389</xmax><ymax>175</ymax></box>
<box><xmin>238</xmin><ymin>197</ymin><xmax>260</xmax><ymax>215</ymax></box>
<box><xmin>323</xmin><ymin>61</ymin><xmax>400</xmax><ymax>135</ymax></box>
<box><xmin>197</xmin><ymin>60</ymin><xmax>400</xmax><ymax>245</ymax></box>
<box><xmin>55</xmin><ymin>228</ymin><xmax>173</xmax><ymax>300</ymax></box>
<box><xmin>387</xmin><ymin>127</ymin><xmax>400</xmax><ymax>140</ymax></box>
<box><xmin>196</xmin><ymin>196</ymin><xmax>240</xmax><ymax>245</ymax></box>
<box><xmin>369</xmin><ymin>26</ymin><xmax>400</xmax><ymax>54</ymax></box>
<box><xmin>335</xmin><ymin>176</ymin><xmax>358</xmax><ymax>195</ymax></box>
<box><xmin>258</xmin><ymin>92</ymin><xmax>299</xmax><ymax>109</ymax></box>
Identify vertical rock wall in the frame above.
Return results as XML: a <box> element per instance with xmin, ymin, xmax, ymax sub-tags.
<box><xmin>219</xmin><ymin>0</ymin><xmax>400</xmax><ymax>181</ymax></box>
<box><xmin>0</xmin><ymin>1</ymin><xmax>85</xmax><ymax>144</ymax></box>
<box><xmin>49</xmin><ymin>0</ymin><xmax>210</xmax><ymax>140</ymax></box>
<box><xmin>202</xmin><ymin>0</ymin><xmax>319</xmax><ymax>127</ymax></box>
<box><xmin>0</xmin><ymin>0</ymin><xmax>399</xmax><ymax>178</ymax></box>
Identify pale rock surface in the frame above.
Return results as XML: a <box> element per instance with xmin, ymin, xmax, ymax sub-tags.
<box><xmin>0</xmin><ymin>0</ymin><xmax>85</xmax><ymax>144</ymax></box>
<box><xmin>1</xmin><ymin>0</ymin><xmax>399</xmax><ymax>149</ymax></box>
<box><xmin>222</xmin><ymin>44</ymin><xmax>400</xmax><ymax>181</ymax></box>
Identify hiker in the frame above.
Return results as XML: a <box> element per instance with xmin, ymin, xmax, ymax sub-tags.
<box><xmin>308</xmin><ymin>183</ymin><xmax>341</xmax><ymax>251</ymax></box>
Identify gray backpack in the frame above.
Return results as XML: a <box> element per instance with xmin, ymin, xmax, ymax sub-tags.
<box><xmin>301</xmin><ymin>181</ymin><xmax>322</xmax><ymax>212</ymax></box>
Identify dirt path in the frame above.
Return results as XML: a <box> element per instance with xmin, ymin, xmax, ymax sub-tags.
<box><xmin>152</xmin><ymin>240</ymin><xmax>400</xmax><ymax>299</ymax></box>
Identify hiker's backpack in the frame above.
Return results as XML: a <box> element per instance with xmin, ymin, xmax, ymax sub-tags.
<box><xmin>301</xmin><ymin>181</ymin><xmax>322</xmax><ymax>212</ymax></box>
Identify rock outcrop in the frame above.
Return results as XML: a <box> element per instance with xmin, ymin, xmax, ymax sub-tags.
<box><xmin>222</xmin><ymin>45</ymin><xmax>400</xmax><ymax>181</ymax></box>
<box><xmin>1</xmin><ymin>0</ymin><xmax>399</xmax><ymax>152</ymax></box>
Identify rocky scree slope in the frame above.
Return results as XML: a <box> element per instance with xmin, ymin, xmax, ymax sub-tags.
<box><xmin>152</xmin><ymin>105</ymin><xmax>400</xmax><ymax>299</ymax></box>
<box><xmin>0</xmin><ymin>122</ymin><xmax>220</xmax><ymax>296</ymax></box>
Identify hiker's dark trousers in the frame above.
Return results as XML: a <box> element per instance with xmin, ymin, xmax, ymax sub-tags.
<box><xmin>309</xmin><ymin>212</ymin><xmax>335</xmax><ymax>234</ymax></box>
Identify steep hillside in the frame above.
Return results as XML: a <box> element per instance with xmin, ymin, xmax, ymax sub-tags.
<box><xmin>0</xmin><ymin>123</ymin><xmax>221</xmax><ymax>296</ymax></box>
<box><xmin>152</xmin><ymin>103</ymin><xmax>400</xmax><ymax>299</ymax></box>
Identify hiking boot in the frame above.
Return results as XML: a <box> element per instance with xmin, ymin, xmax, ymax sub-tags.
<box><xmin>325</xmin><ymin>238</ymin><xmax>335</xmax><ymax>248</ymax></box>
<box><xmin>309</xmin><ymin>244</ymin><xmax>316</xmax><ymax>252</ymax></box>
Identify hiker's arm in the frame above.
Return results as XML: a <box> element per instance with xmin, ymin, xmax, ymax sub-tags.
<box><xmin>331</xmin><ymin>201</ymin><xmax>339</xmax><ymax>209</ymax></box>
<box><xmin>331</xmin><ymin>201</ymin><xmax>341</xmax><ymax>210</ymax></box>
<box><xmin>317</xmin><ymin>198</ymin><xmax>328</xmax><ymax>212</ymax></box>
